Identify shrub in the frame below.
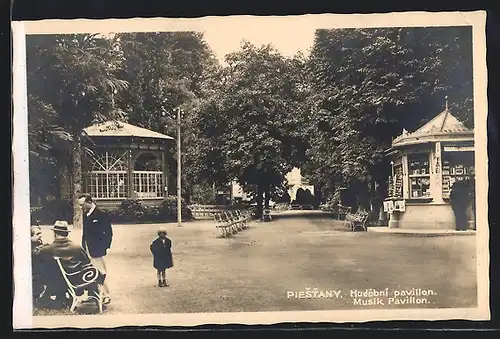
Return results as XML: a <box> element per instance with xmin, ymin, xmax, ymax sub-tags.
<box><xmin>31</xmin><ymin>196</ymin><xmax>195</xmax><ymax>225</ymax></box>
<box><xmin>104</xmin><ymin>208</ymin><xmax>126</xmax><ymax>223</ymax></box>
<box><xmin>191</xmin><ymin>183</ymin><xmax>217</xmax><ymax>205</ymax></box>
<box><xmin>159</xmin><ymin>196</ymin><xmax>194</xmax><ymax>221</ymax></box>
<box><xmin>104</xmin><ymin>196</ymin><xmax>194</xmax><ymax>223</ymax></box>
<box><xmin>118</xmin><ymin>199</ymin><xmax>147</xmax><ymax>221</ymax></box>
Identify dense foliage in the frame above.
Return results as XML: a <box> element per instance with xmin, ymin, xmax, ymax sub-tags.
<box><xmin>27</xmin><ymin>27</ymin><xmax>473</xmax><ymax>222</ymax></box>
<box><xmin>302</xmin><ymin>27</ymin><xmax>473</xmax><ymax>214</ymax></box>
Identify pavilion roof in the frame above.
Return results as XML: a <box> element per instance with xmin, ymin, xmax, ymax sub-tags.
<box><xmin>83</xmin><ymin>120</ymin><xmax>174</xmax><ymax>140</ymax></box>
<box><xmin>392</xmin><ymin>106</ymin><xmax>473</xmax><ymax>147</ymax></box>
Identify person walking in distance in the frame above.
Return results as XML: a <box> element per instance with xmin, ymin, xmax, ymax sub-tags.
<box><xmin>78</xmin><ymin>194</ymin><xmax>113</xmax><ymax>304</ymax></box>
<box><xmin>150</xmin><ymin>227</ymin><xmax>174</xmax><ymax>287</ymax></box>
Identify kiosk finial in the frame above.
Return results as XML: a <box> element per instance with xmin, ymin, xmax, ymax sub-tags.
<box><xmin>445</xmin><ymin>95</ymin><xmax>449</xmax><ymax>110</ymax></box>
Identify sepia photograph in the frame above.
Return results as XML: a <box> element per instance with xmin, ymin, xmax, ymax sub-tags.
<box><xmin>12</xmin><ymin>11</ymin><xmax>489</xmax><ymax>328</ymax></box>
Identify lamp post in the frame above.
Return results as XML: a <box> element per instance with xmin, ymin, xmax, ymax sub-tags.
<box><xmin>177</xmin><ymin>106</ymin><xmax>182</xmax><ymax>227</ymax></box>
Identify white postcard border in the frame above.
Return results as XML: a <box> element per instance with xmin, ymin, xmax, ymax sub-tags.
<box><xmin>12</xmin><ymin>11</ymin><xmax>490</xmax><ymax>329</ymax></box>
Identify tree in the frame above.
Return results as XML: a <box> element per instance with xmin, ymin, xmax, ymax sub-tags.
<box><xmin>27</xmin><ymin>34</ymin><xmax>128</xmax><ymax>227</ymax></box>
<box><xmin>303</xmin><ymin>27</ymin><xmax>473</xmax><ymax>213</ymax></box>
<box><xmin>27</xmin><ymin>93</ymin><xmax>72</xmax><ymax>206</ymax></box>
<box><xmin>198</xmin><ymin>42</ymin><xmax>308</xmax><ymax>217</ymax></box>
<box><xmin>115</xmin><ymin>32</ymin><xmax>221</xmax><ymax>201</ymax></box>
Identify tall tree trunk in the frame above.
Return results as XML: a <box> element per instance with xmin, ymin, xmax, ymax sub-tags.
<box><xmin>376</xmin><ymin>179</ymin><xmax>388</xmax><ymax>225</ymax></box>
<box><xmin>255</xmin><ymin>185</ymin><xmax>263</xmax><ymax>219</ymax></box>
<box><xmin>264</xmin><ymin>186</ymin><xmax>270</xmax><ymax>210</ymax></box>
<box><xmin>72</xmin><ymin>132</ymin><xmax>83</xmax><ymax>228</ymax></box>
<box><xmin>212</xmin><ymin>183</ymin><xmax>217</xmax><ymax>204</ymax></box>
<box><xmin>263</xmin><ymin>186</ymin><xmax>272</xmax><ymax>222</ymax></box>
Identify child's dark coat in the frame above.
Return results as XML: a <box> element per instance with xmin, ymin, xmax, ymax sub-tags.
<box><xmin>150</xmin><ymin>237</ymin><xmax>174</xmax><ymax>270</ymax></box>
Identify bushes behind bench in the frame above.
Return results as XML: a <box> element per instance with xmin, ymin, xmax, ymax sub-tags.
<box><xmin>31</xmin><ymin>196</ymin><xmax>194</xmax><ymax>225</ymax></box>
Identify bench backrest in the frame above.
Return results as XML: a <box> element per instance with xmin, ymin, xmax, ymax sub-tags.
<box><xmin>225</xmin><ymin>211</ymin><xmax>240</xmax><ymax>222</ymax></box>
<box><xmin>214</xmin><ymin>212</ymin><xmax>232</xmax><ymax>224</ymax></box>
<box><xmin>54</xmin><ymin>257</ymin><xmax>102</xmax><ymax>291</ymax></box>
<box><xmin>346</xmin><ymin>211</ymin><xmax>370</xmax><ymax>221</ymax></box>
<box><xmin>213</xmin><ymin>212</ymin><xmax>225</xmax><ymax>224</ymax></box>
<box><xmin>214</xmin><ymin>209</ymin><xmax>253</xmax><ymax>224</ymax></box>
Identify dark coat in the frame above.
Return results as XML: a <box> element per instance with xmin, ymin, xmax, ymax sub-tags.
<box><xmin>35</xmin><ymin>237</ymin><xmax>92</xmax><ymax>297</ymax></box>
<box><xmin>32</xmin><ymin>241</ymin><xmax>51</xmax><ymax>298</ymax></box>
<box><xmin>82</xmin><ymin>207</ymin><xmax>113</xmax><ymax>258</ymax></box>
<box><xmin>150</xmin><ymin>237</ymin><xmax>173</xmax><ymax>270</ymax></box>
<box><xmin>450</xmin><ymin>182</ymin><xmax>470</xmax><ymax>211</ymax></box>
<box><xmin>39</xmin><ymin>237</ymin><xmax>91</xmax><ymax>268</ymax></box>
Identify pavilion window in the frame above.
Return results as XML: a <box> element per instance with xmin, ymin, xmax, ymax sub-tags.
<box><xmin>133</xmin><ymin>153</ymin><xmax>164</xmax><ymax>199</ymax></box>
<box><xmin>408</xmin><ymin>153</ymin><xmax>431</xmax><ymax>198</ymax></box>
<box><xmin>87</xmin><ymin>151</ymin><xmax>129</xmax><ymax>199</ymax></box>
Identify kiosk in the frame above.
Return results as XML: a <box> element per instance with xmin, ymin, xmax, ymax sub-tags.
<box><xmin>383</xmin><ymin>102</ymin><xmax>475</xmax><ymax>229</ymax></box>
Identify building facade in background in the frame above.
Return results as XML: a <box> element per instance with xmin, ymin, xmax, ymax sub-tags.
<box><xmin>230</xmin><ymin>167</ymin><xmax>314</xmax><ymax>204</ymax></box>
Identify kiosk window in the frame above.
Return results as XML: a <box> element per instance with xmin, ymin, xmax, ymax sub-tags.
<box><xmin>408</xmin><ymin>153</ymin><xmax>431</xmax><ymax>198</ymax></box>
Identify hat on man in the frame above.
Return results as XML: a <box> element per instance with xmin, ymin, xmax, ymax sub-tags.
<box><xmin>157</xmin><ymin>226</ymin><xmax>167</xmax><ymax>235</ymax></box>
<box><xmin>52</xmin><ymin>220</ymin><xmax>71</xmax><ymax>233</ymax></box>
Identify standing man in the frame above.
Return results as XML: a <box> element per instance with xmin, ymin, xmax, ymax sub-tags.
<box><xmin>449</xmin><ymin>181</ymin><xmax>470</xmax><ymax>231</ymax></box>
<box><xmin>78</xmin><ymin>194</ymin><xmax>113</xmax><ymax>304</ymax></box>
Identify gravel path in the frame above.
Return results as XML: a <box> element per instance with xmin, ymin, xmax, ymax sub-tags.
<box><xmin>33</xmin><ymin>211</ymin><xmax>477</xmax><ymax>315</ymax></box>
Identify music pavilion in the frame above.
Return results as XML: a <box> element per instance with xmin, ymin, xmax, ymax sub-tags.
<box><xmin>383</xmin><ymin>103</ymin><xmax>475</xmax><ymax>230</ymax></box>
<box><xmin>60</xmin><ymin>120</ymin><xmax>174</xmax><ymax>209</ymax></box>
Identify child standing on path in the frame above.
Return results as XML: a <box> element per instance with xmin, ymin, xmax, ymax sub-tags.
<box><xmin>150</xmin><ymin>227</ymin><xmax>174</xmax><ymax>287</ymax></box>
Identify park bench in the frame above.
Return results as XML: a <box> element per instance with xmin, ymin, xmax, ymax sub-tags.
<box><xmin>54</xmin><ymin>257</ymin><xmax>105</xmax><ymax>313</ymax></box>
<box><xmin>233</xmin><ymin>209</ymin><xmax>253</xmax><ymax>229</ymax></box>
<box><xmin>244</xmin><ymin>208</ymin><xmax>256</xmax><ymax>222</ymax></box>
<box><xmin>213</xmin><ymin>209</ymin><xmax>253</xmax><ymax>237</ymax></box>
<box><xmin>234</xmin><ymin>210</ymin><xmax>251</xmax><ymax>228</ymax></box>
<box><xmin>213</xmin><ymin>211</ymin><xmax>239</xmax><ymax>237</ymax></box>
<box><xmin>344</xmin><ymin>211</ymin><xmax>370</xmax><ymax>232</ymax></box>
<box><xmin>227</xmin><ymin>211</ymin><xmax>245</xmax><ymax>233</ymax></box>
<box><xmin>337</xmin><ymin>204</ymin><xmax>352</xmax><ymax>220</ymax></box>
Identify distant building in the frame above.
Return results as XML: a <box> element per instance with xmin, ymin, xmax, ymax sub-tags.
<box><xmin>230</xmin><ymin>167</ymin><xmax>314</xmax><ymax>203</ymax></box>
<box><xmin>231</xmin><ymin>181</ymin><xmax>251</xmax><ymax>201</ymax></box>
<box><xmin>286</xmin><ymin>167</ymin><xmax>315</xmax><ymax>201</ymax></box>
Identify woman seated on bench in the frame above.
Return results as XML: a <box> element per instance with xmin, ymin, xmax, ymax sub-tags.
<box><xmin>33</xmin><ymin>221</ymin><xmax>96</xmax><ymax>309</ymax></box>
